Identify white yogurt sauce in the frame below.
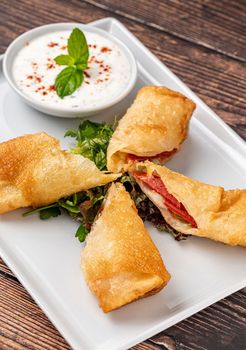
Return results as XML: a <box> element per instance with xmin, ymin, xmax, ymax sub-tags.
<box><xmin>13</xmin><ymin>30</ymin><xmax>131</xmax><ymax>109</ymax></box>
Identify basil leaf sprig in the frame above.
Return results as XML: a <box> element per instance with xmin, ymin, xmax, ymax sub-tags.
<box><xmin>54</xmin><ymin>28</ymin><xmax>89</xmax><ymax>98</ymax></box>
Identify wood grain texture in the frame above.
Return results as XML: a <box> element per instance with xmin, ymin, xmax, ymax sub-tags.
<box><xmin>85</xmin><ymin>0</ymin><xmax>246</xmax><ymax>62</ymax></box>
<box><xmin>0</xmin><ymin>268</ymin><xmax>71</xmax><ymax>350</ymax></box>
<box><xmin>0</xmin><ymin>0</ymin><xmax>245</xmax><ymax>349</ymax></box>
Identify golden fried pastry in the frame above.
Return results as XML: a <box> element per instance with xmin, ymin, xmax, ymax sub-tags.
<box><xmin>0</xmin><ymin>133</ymin><xmax>119</xmax><ymax>214</ymax></box>
<box><xmin>81</xmin><ymin>182</ymin><xmax>170</xmax><ymax>313</ymax></box>
<box><xmin>107</xmin><ymin>86</ymin><xmax>196</xmax><ymax>172</ymax></box>
<box><xmin>130</xmin><ymin>162</ymin><xmax>246</xmax><ymax>247</ymax></box>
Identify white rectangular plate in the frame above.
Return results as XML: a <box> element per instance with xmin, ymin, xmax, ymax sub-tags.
<box><xmin>0</xmin><ymin>17</ymin><xmax>246</xmax><ymax>350</ymax></box>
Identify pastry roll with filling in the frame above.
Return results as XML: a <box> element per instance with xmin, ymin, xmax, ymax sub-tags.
<box><xmin>81</xmin><ymin>182</ymin><xmax>170</xmax><ymax>313</ymax></box>
<box><xmin>107</xmin><ymin>86</ymin><xmax>196</xmax><ymax>173</ymax></box>
<box><xmin>129</xmin><ymin>161</ymin><xmax>246</xmax><ymax>247</ymax></box>
<box><xmin>0</xmin><ymin>132</ymin><xmax>119</xmax><ymax>214</ymax></box>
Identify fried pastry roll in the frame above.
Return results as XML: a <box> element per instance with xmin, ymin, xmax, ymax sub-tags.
<box><xmin>81</xmin><ymin>182</ymin><xmax>170</xmax><ymax>313</ymax></box>
<box><xmin>107</xmin><ymin>86</ymin><xmax>196</xmax><ymax>172</ymax></box>
<box><xmin>130</xmin><ymin>162</ymin><xmax>246</xmax><ymax>247</ymax></box>
<box><xmin>0</xmin><ymin>133</ymin><xmax>119</xmax><ymax>214</ymax></box>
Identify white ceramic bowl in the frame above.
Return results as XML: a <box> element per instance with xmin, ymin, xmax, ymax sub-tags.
<box><xmin>3</xmin><ymin>23</ymin><xmax>137</xmax><ymax>118</ymax></box>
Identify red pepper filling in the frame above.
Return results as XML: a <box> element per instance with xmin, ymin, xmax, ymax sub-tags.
<box><xmin>133</xmin><ymin>172</ymin><xmax>197</xmax><ymax>228</ymax></box>
<box><xmin>127</xmin><ymin>149</ymin><xmax>177</xmax><ymax>163</ymax></box>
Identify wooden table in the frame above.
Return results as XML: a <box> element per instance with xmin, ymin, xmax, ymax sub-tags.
<box><xmin>0</xmin><ymin>1</ymin><xmax>245</xmax><ymax>349</ymax></box>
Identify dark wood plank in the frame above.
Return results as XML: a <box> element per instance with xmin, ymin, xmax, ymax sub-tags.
<box><xmin>0</xmin><ymin>258</ymin><xmax>12</xmax><ymax>276</ymax></box>
<box><xmin>150</xmin><ymin>289</ymin><xmax>246</xmax><ymax>350</ymax></box>
<box><xmin>85</xmin><ymin>0</ymin><xmax>246</xmax><ymax>62</ymax></box>
<box><xmin>0</xmin><ymin>1</ymin><xmax>245</xmax><ymax>350</ymax></box>
<box><xmin>1</xmin><ymin>0</ymin><xmax>245</xmax><ymax>139</ymax></box>
<box><xmin>0</xmin><ymin>272</ymin><xmax>71</xmax><ymax>350</ymax></box>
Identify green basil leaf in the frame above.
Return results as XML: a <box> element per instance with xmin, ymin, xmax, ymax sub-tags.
<box><xmin>68</xmin><ymin>28</ymin><xmax>89</xmax><ymax>63</ymax></box>
<box><xmin>54</xmin><ymin>54</ymin><xmax>75</xmax><ymax>66</ymax></box>
<box><xmin>75</xmin><ymin>69</ymin><xmax>84</xmax><ymax>89</ymax></box>
<box><xmin>39</xmin><ymin>207</ymin><xmax>61</xmax><ymax>220</ymax></box>
<box><xmin>75</xmin><ymin>56</ymin><xmax>88</xmax><ymax>70</ymax></box>
<box><xmin>76</xmin><ymin>62</ymin><xmax>88</xmax><ymax>70</ymax></box>
<box><xmin>55</xmin><ymin>67</ymin><xmax>83</xmax><ymax>98</ymax></box>
<box><xmin>75</xmin><ymin>224</ymin><xmax>88</xmax><ymax>242</ymax></box>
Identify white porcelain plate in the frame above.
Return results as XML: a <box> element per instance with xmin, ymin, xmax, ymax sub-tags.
<box><xmin>0</xmin><ymin>18</ymin><xmax>245</xmax><ymax>350</ymax></box>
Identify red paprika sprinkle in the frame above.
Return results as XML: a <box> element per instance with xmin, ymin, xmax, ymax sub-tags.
<box><xmin>35</xmin><ymin>76</ymin><xmax>42</xmax><ymax>83</ymax></box>
<box><xmin>47</xmin><ymin>63</ymin><xmax>55</xmax><ymax>69</ymax></box>
<box><xmin>35</xmin><ymin>86</ymin><xmax>45</xmax><ymax>92</ymax></box>
<box><xmin>101</xmin><ymin>47</ymin><xmax>111</xmax><ymax>53</ymax></box>
<box><xmin>47</xmin><ymin>42</ymin><xmax>58</xmax><ymax>47</ymax></box>
<box><xmin>48</xmin><ymin>85</ymin><xmax>55</xmax><ymax>92</ymax></box>
<box><xmin>27</xmin><ymin>75</ymin><xmax>33</xmax><ymax>80</ymax></box>
<box><xmin>60</xmin><ymin>45</ymin><xmax>67</xmax><ymax>50</ymax></box>
<box><xmin>84</xmin><ymin>71</ymin><xmax>91</xmax><ymax>78</ymax></box>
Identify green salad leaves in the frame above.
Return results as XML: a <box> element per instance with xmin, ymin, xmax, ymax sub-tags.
<box><xmin>23</xmin><ymin>185</ymin><xmax>109</xmax><ymax>242</ymax></box>
<box><xmin>65</xmin><ymin>120</ymin><xmax>114</xmax><ymax>170</ymax></box>
<box><xmin>54</xmin><ymin>28</ymin><xmax>89</xmax><ymax>98</ymax></box>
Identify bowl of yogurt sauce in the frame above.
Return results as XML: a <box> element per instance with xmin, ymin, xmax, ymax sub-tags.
<box><xmin>3</xmin><ymin>23</ymin><xmax>137</xmax><ymax>118</ymax></box>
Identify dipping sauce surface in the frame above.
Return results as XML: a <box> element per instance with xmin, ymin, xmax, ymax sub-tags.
<box><xmin>12</xmin><ymin>30</ymin><xmax>132</xmax><ymax>109</ymax></box>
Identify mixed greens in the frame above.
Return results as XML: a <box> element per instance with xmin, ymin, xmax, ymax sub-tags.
<box><xmin>24</xmin><ymin>184</ymin><xmax>109</xmax><ymax>242</ymax></box>
<box><xmin>24</xmin><ymin>119</ymin><xmax>186</xmax><ymax>242</ymax></box>
<box><xmin>64</xmin><ymin>120</ymin><xmax>114</xmax><ymax>170</ymax></box>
